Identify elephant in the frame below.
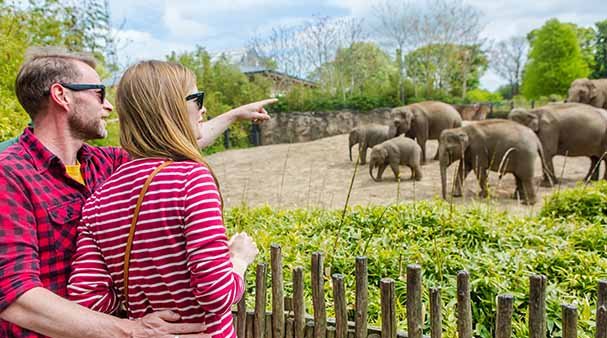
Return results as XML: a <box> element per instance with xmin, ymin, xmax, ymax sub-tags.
<box><xmin>391</xmin><ymin>101</ymin><xmax>462</xmax><ymax>164</ymax></box>
<box><xmin>348</xmin><ymin>124</ymin><xmax>397</xmax><ymax>164</ymax></box>
<box><xmin>508</xmin><ymin>103</ymin><xmax>607</xmax><ymax>186</ymax></box>
<box><xmin>369</xmin><ymin>136</ymin><xmax>423</xmax><ymax>182</ymax></box>
<box><xmin>439</xmin><ymin>119</ymin><xmax>545</xmax><ymax>205</ymax></box>
<box><xmin>566</xmin><ymin>78</ymin><xmax>607</xmax><ymax>109</ymax></box>
<box><xmin>452</xmin><ymin>103</ymin><xmax>490</xmax><ymax>121</ymax></box>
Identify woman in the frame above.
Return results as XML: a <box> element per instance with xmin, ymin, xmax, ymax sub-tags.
<box><xmin>68</xmin><ymin>60</ymin><xmax>263</xmax><ymax>337</ymax></box>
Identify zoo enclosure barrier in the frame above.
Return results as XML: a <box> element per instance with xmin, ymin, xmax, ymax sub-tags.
<box><xmin>233</xmin><ymin>244</ymin><xmax>607</xmax><ymax>338</ymax></box>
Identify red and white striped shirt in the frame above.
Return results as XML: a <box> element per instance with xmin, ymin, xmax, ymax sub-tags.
<box><xmin>68</xmin><ymin>158</ymin><xmax>243</xmax><ymax>337</ymax></box>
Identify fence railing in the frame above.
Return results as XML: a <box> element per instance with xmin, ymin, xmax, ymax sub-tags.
<box><xmin>233</xmin><ymin>244</ymin><xmax>607</xmax><ymax>338</ymax></box>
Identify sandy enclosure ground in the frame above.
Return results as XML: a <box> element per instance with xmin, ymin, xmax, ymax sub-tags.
<box><xmin>206</xmin><ymin>133</ymin><xmax>596</xmax><ymax>215</ymax></box>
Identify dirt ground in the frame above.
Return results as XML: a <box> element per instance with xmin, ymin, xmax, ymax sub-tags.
<box><xmin>206</xmin><ymin>133</ymin><xmax>596</xmax><ymax>216</ymax></box>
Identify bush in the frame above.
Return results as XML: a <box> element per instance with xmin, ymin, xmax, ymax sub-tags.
<box><xmin>226</xmin><ymin>183</ymin><xmax>607</xmax><ymax>338</ymax></box>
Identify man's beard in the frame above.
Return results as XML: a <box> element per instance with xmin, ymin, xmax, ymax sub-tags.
<box><xmin>68</xmin><ymin>105</ymin><xmax>107</xmax><ymax>140</ymax></box>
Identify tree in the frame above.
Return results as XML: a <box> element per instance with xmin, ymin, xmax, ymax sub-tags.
<box><xmin>522</xmin><ymin>19</ymin><xmax>590</xmax><ymax>99</ymax></box>
<box><xmin>592</xmin><ymin>20</ymin><xmax>607</xmax><ymax>79</ymax></box>
<box><xmin>490</xmin><ymin>36</ymin><xmax>528</xmax><ymax>97</ymax></box>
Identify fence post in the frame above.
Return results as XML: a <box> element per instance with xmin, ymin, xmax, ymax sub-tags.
<box><xmin>457</xmin><ymin>271</ymin><xmax>473</xmax><ymax>338</ymax></box>
<box><xmin>381</xmin><ymin>278</ymin><xmax>396</xmax><ymax>338</ymax></box>
<box><xmin>529</xmin><ymin>275</ymin><xmax>547</xmax><ymax>338</ymax></box>
<box><xmin>237</xmin><ymin>277</ymin><xmax>247</xmax><ymax>338</ymax></box>
<box><xmin>407</xmin><ymin>265</ymin><xmax>423</xmax><ymax>338</ymax></box>
<box><xmin>286</xmin><ymin>318</ymin><xmax>295</xmax><ymax>338</ymax></box>
<box><xmin>312</xmin><ymin>252</ymin><xmax>327</xmax><ymax>337</ymax></box>
<box><xmin>430</xmin><ymin>287</ymin><xmax>442</xmax><ymax>338</ymax></box>
<box><xmin>271</xmin><ymin>245</ymin><xmax>285</xmax><ymax>338</ymax></box>
<box><xmin>251</xmin><ymin>123</ymin><xmax>261</xmax><ymax>146</ymax></box>
<box><xmin>293</xmin><ymin>267</ymin><xmax>305</xmax><ymax>338</ymax></box>
<box><xmin>597</xmin><ymin>306</ymin><xmax>607</xmax><ymax>338</ymax></box>
<box><xmin>355</xmin><ymin>257</ymin><xmax>368</xmax><ymax>338</ymax></box>
<box><xmin>562</xmin><ymin>304</ymin><xmax>577</xmax><ymax>338</ymax></box>
<box><xmin>223</xmin><ymin>129</ymin><xmax>230</xmax><ymax>149</ymax></box>
<box><xmin>333</xmin><ymin>274</ymin><xmax>348</xmax><ymax>338</ymax></box>
<box><xmin>496</xmin><ymin>294</ymin><xmax>513</xmax><ymax>338</ymax></box>
<box><xmin>255</xmin><ymin>263</ymin><xmax>268</xmax><ymax>338</ymax></box>
<box><xmin>246</xmin><ymin>311</ymin><xmax>255</xmax><ymax>338</ymax></box>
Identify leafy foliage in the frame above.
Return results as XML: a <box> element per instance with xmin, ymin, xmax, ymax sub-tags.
<box><xmin>0</xmin><ymin>0</ymin><xmax>116</xmax><ymax>142</ymax></box>
<box><xmin>522</xmin><ymin>19</ymin><xmax>590</xmax><ymax>99</ymax></box>
<box><xmin>592</xmin><ymin>20</ymin><xmax>607</xmax><ymax>79</ymax></box>
<box><xmin>225</xmin><ymin>184</ymin><xmax>607</xmax><ymax>337</ymax></box>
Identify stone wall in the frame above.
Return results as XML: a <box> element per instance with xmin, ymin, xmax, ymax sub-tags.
<box><xmin>260</xmin><ymin>108</ymin><xmax>393</xmax><ymax>145</ymax></box>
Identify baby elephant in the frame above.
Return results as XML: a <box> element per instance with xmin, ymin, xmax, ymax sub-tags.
<box><xmin>369</xmin><ymin>136</ymin><xmax>423</xmax><ymax>182</ymax></box>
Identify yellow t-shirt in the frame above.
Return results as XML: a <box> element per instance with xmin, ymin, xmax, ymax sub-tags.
<box><xmin>65</xmin><ymin>162</ymin><xmax>85</xmax><ymax>185</ymax></box>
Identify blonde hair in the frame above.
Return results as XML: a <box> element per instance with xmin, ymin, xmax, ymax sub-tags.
<box><xmin>116</xmin><ymin>60</ymin><xmax>222</xmax><ymax>202</ymax></box>
<box><xmin>16</xmin><ymin>46</ymin><xmax>97</xmax><ymax>119</ymax></box>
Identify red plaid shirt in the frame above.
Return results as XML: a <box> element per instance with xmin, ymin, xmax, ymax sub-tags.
<box><xmin>0</xmin><ymin>128</ymin><xmax>129</xmax><ymax>338</ymax></box>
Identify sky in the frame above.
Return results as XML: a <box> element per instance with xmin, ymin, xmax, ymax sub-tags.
<box><xmin>107</xmin><ymin>0</ymin><xmax>607</xmax><ymax>91</ymax></box>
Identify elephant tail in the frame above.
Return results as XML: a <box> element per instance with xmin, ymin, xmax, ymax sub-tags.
<box><xmin>497</xmin><ymin>147</ymin><xmax>517</xmax><ymax>179</ymax></box>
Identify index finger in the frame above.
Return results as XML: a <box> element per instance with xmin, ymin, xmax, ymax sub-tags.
<box><xmin>257</xmin><ymin>98</ymin><xmax>278</xmax><ymax>106</ymax></box>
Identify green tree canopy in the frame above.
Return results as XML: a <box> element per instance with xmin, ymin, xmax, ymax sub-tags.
<box><xmin>522</xmin><ymin>18</ymin><xmax>590</xmax><ymax>98</ymax></box>
<box><xmin>592</xmin><ymin>20</ymin><xmax>607</xmax><ymax>79</ymax></box>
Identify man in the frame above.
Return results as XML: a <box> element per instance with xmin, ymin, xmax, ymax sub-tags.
<box><xmin>0</xmin><ymin>46</ymin><xmax>275</xmax><ymax>338</ymax></box>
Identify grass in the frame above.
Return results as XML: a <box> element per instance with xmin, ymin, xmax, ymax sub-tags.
<box><xmin>226</xmin><ymin>181</ymin><xmax>607</xmax><ymax>338</ymax></box>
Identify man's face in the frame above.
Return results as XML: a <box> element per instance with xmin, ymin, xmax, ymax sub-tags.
<box><xmin>66</xmin><ymin>61</ymin><xmax>112</xmax><ymax>140</ymax></box>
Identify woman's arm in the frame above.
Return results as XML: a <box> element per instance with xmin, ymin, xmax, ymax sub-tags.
<box><xmin>182</xmin><ymin>165</ymin><xmax>247</xmax><ymax>314</ymax></box>
<box><xmin>196</xmin><ymin>99</ymin><xmax>277</xmax><ymax>148</ymax></box>
<box><xmin>67</xmin><ymin>222</ymin><xmax>120</xmax><ymax>313</ymax></box>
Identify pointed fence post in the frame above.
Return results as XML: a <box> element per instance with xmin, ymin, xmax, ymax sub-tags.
<box><xmin>333</xmin><ymin>274</ymin><xmax>347</xmax><ymax>338</ymax></box>
<box><xmin>562</xmin><ymin>304</ymin><xmax>577</xmax><ymax>338</ymax></box>
<box><xmin>293</xmin><ymin>267</ymin><xmax>305</xmax><ymax>338</ymax></box>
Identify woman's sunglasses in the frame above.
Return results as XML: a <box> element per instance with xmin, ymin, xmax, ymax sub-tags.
<box><xmin>185</xmin><ymin>91</ymin><xmax>205</xmax><ymax>110</ymax></box>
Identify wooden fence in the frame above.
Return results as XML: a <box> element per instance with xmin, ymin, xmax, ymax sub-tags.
<box><xmin>233</xmin><ymin>244</ymin><xmax>607</xmax><ymax>338</ymax></box>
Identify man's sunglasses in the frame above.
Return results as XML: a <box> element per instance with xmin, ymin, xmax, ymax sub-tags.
<box><xmin>59</xmin><ymin>82</ymin><xmax>106</xmax><ymax>103</ymax></box>
<box><xmin>185</xmin><ymin>91</ymin><xmax>205</xmax><ymax>110</ymax></box>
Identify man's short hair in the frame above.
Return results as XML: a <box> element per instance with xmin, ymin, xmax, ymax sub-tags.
<box><xmin>15</xmin><ymin>46</ymin><xmax>98</xmax><ymax>119</ymax></box>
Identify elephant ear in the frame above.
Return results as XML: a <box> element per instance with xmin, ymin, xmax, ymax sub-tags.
<box><xmin>588</xmin><ymin>81</ymin><xmax>598</xmax><ymax>100</ymax></box>
<box><xmin>464</xmin><ymin>128</ymin><xmax>488</xmax><ymax>168</ymax></box>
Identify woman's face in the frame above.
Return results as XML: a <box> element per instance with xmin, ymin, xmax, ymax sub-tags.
<box><xmin>186</xmin><ymin>86</ymin><xmax>206</xmax><ymax>138</ymax></box>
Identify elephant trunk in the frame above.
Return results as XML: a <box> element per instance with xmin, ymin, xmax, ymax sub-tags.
<box><xmin>349</xmin><ymin>144</ymin><xmax>353</xmax><ymax>161</ymax></box>
<box><xmin>439</xmin><ymin>148</ymin><xmax>449</xmax><ymax>199</ymax></box>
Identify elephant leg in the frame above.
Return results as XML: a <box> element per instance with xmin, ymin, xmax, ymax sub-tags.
<box><xmin>541</xmin><ymin>154</ymin><xmax>558</xmax><ymax>187</ymax></box>
<box><xmin>520</xmin><ymin>177</ymin><xmax>537</xmax><ymax>205</ymax></box>
<box><xmin>585</xmin><ymin>156</ymin><xmax>600</xmax><ymax>181</ymax></box>
<box><xmin>512</xmin><ymin>176</ymin><xmax>522</xmax><ymax>200</ymax></box>
<box><xmin>477</xmin><ymin>168</ymin><xmax>489</xmax><ymax>199</ymax></box>
<box><xmin>453</xmin><ymin>161</ymin><xmax>471</xmax><ymax>197</ymax></box>
<box><xmin>376</xmin><ymin>163</ymin><xmax>388</xmax><ymax>181</ymax></box>
<box><xmin>417</xmin><ymin>138</ymin><xmax>427</xmax><ymax>165</ymax></box>
<box><xmin>389</xmin><ymin>161</ymin><xmax>400</xmax><ymax>181</ymax></box>
<box><xmin>359</xmin><ymin>144</ymin><xmax>368</xmax><ymax>165</ymax></box>
<box><xmin>410</xmin><ymin>165</ymin><xmax>423</xmax><ymax>181</ymax></box>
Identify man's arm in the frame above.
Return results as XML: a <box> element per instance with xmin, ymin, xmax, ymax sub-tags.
<box><xmin>197</xmin><ymin>98</ymin><xmax>277</xmax><ymax>148</ymax></box>
<box><xmin>1</xmin><ymin>288</ymin><xmax>207</xmax><ymax>338</ymax></box>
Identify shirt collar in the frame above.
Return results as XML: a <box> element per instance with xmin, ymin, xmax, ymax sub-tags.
<box><xmin>20</xmin><ymin>127</ymin><xmax>92</xmax><ymax>171</ymax></box>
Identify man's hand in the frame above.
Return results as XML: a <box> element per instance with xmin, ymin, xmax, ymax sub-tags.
<box><xmin>231</xmin><ymin>98</ymin><xmax>278</xmax><ymax>123</ymax></box>
<box><xmin>127</xmin><ymin>310</ymin><xmax>210</xmax><ymax>338</ymax></box>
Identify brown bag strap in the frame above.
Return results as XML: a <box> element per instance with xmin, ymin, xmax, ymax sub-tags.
<box><xmin>123</xmin><ymin>160</ymin><xmax>173</xmax><ymax>304</ymax></box>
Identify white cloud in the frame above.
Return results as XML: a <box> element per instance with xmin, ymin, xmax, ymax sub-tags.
<box><xmin>112</xmin><ymin>29</ymin><xmax>193</xmax><ymax>67</ymax></box>
<box><xmin>162</xmin><ymin>5</ymin><xmax>209</xmax><ymax>39</ymax></box>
